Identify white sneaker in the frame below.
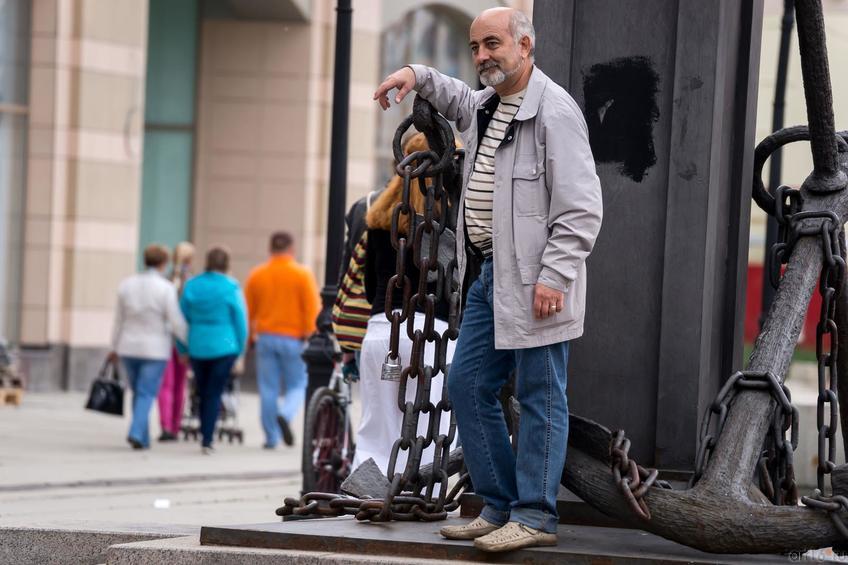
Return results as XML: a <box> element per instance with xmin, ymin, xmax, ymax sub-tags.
<box><xmin>201</xmin><ymin>446</ymin><xmax>215</xmax><ymax>455</ymax></box>
<box><xmin>473</xmin><ymin>521</ymin><xmax>557</xmax><ymax>552</ymax></box>
<box><xmin>439</xmin><ymin>516</ymin><xmax>500</xmax><ymax>540</ymax></box>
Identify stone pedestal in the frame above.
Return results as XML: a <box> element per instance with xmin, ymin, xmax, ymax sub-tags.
<box><xmin>533</xmin><ymin>0</ymin><xmax>763</xmax><ymax>471</ymax></box>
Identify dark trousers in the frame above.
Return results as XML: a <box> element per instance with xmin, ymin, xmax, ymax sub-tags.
<box><xmin>190</xmin><ymin>355</ymin><xmax>237</xmax><ymax>447</ymax></box>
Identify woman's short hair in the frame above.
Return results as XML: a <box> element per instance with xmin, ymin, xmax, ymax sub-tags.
<box><xmin>205</xmin><ymin>246</ymin><xmax>230</xmax><ymax>273</ymax></box>
<box><xmin>173</xmin><ymin>241</ymin><xmax>195</xmax><ymax>266</ymax></box>
<box><xmin>143</xmin><ymin>244</ymin><xmax>170</xmax><ymax>268</ymax></box>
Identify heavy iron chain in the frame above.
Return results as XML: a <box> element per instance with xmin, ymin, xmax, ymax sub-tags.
<box><xmin>690</xmin><ymin>370</ymin><xmax>799</xmax><ymax>505</ymax></box>
<box><xmin>691</xmin><ymin>184</ymin><xmax>821</xmax><ymax>505</ymax></box>
<box><xmin>610</xmin><ymin>430</ymin><xmax>672</xmax><ymax>520</ymax></box>
<box><xmin>278</xmin><ymin>98</ymin><xmax>467</xmax><ymax>522</ymax></box>
<box><xmin>798</xmin><ymin>210</ymin><xmax>848</xmax><ymax>536</ymax></box>
<box><xmin>767</xmin><ymin>182</ymin><xmax>848</xmax><ymax>522</ymax></box>
<box><xmin>356</xmin><ymin>98</ymin><xmax>465</xmax><ymax>522</ymax></box>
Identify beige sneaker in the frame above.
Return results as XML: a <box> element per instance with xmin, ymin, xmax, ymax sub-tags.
<box><xmin>439</xmin><ymin>516</ymin><xmax>500</xmax><ymax>540</ymax></box>
<box><xmin>473</xmin><ymin>521</ymin><xmax>557</xmax><ymax>552</ymax></box>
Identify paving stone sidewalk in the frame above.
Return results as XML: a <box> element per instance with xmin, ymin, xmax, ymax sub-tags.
<box><xmin>0</xmin><ymin>391</ymin><xmax>320</xmax><ymax>528</ymax></box>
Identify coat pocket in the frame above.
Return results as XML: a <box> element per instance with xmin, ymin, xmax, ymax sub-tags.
<box><xmin>513</xmin><ymin>215</ymin><xmax>549</xmax><ymax>284</ymax></box>
<box><xmin>516</xmin><ymin>274</ymin><xmax>567</xmax><ymax>329</ymax></box>
<box><xmin>512</xmin><ymin>157</ymin><xmax>548</xmax><ymax>216</ymax></box>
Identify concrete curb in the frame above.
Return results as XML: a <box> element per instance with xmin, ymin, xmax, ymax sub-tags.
<box><xmin>0</xmin><ymin>523</ymin><xmax>198</xmax><ymax>565</ymax></box>
<box><xmin>105</xmin><ymin>535</ymin><xmax>457</xmax><ymax>565</ymax></box>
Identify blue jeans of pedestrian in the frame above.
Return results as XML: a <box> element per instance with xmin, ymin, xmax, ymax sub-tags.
<box><xmin>447</xmin><ymin>258</ymin><xmax>569</xmax><ymax>534</ymax></box>
<box><xmin>122</xmin><ymin>356</ymin><xmax>168</xmax><ymax>448</ymax></box>
<box><xmin>256</xmin><ymin>333</ymin><xmax>307</xmax><ymax>447</ymax></box>
<box><xmin>190</xmin><ymin>355</ymin><xmax>238</xmax><ymax>448</ymax></box>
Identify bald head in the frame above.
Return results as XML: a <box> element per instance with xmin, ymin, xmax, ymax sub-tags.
<box><xmin>472</xmin><ymin>7</ymin><xmax>513</xmax><ymax>28</ymax></box>
<box><xmin>472</xmin><ymin>8</ymin><xmax>535</xmax><ymax>59</ymax></box>
<box><xmin>469</xmin><ymin>8</ymin><xmax>535</xmax><ymax>94</ymax></box>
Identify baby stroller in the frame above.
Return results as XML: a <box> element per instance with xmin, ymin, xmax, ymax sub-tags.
<box><xmin>217</xmin><ymin>375</ymin><xmax>244</xmax><ymax>444</ymax></box>
<box><xmin>181</xmin><ymin>370</ymin><xmax>244</xmax><ymax>444</ymax></box>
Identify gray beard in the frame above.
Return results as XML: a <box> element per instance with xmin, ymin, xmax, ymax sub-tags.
<box><xmin>479</xmin><ymin>67</ymin><xmax>507</xmax><ymax>87</ymax></box>
<box><xmin>478</xmin><ymin>59</ymin><xmax>522</xmax><ymax>87</ymax></box>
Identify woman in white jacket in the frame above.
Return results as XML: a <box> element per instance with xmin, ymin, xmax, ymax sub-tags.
<box><xmin>109</xmin><ymin>244</ymin><xmax>188</xmax><ymax>449</ymax></box>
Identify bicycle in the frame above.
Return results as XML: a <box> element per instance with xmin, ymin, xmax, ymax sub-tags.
<box><xmin>301</xmin><ymin>359</ymin><xmax>356</xmax><ymax>494</ymax></box>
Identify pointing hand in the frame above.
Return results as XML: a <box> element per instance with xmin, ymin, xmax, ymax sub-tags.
<box><xmin>373</xmin><ymin>67</ymin><xmax>417</xmax><ymax>110</ymax></box>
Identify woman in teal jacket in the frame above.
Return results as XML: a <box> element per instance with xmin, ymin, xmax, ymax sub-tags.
<box><xmin>180</xmin><ymin>246</ymin><xmax>248</xmax><ymax>453</ymax></box>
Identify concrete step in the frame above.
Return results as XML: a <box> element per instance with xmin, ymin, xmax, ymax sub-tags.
<box><xmin>194</xmin><ymin>517</ymin><xmax>798</xmax><ymax>564</ymax></box>
<box><xmin>105</xmin><ymin>535</ymin><xmax>468</xmax><ymax>565</ymax></box>
<box><xmin>0</xmin><ymin>523</ymin><xmax>196</xmax><ymax>565</ymax></box>
<box><xmin>107</xmin><ymin>517</ymin><xmax>807</xmax><ymax>565</ymax></box>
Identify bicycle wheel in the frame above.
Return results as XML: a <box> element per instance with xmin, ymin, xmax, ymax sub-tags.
<box><xmin>302</xmin><ymin>386</ymin><xmax>353</xmax><ymax>494</ymax></box>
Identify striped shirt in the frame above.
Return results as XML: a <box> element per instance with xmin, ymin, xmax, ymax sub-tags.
<box><xmin>465</xmin><ymin>89</ymin><xmax>525</xmax><ymax>256</ymax></box>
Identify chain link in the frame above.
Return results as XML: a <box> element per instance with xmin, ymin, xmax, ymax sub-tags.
<box><xmin>610</xmin><ymin>430</ymin><xmax>672</xmax><ymax>520</ymax></box>
<box><xmin>800</xmin><ymin>210</ymin><xmax>848</xmax><ymax>532</ymax></box>
<box><xmin>691</xmin><ymin>371</ymin><xmax>799</xmax><ymax>504</ymax></box>
<box><xmin>373</xmin><ymin>98</ymin><xmax>463</xmax><ymax>521</ymax></box>
<box><xmin>767</xmin><ymin>185</ymin><xmax>803</xmax><ymax>289</ymax></box>
<box><xmin>279</xmin><ymin>97</ymin><xmax>467</xmax><ymax>522</ymax></box>
<box><xmin>772</xmin><ymin>204</ymin><xmax>845</xmax><ymax>504</ymax></box>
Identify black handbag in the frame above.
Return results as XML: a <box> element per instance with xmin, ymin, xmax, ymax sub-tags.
<box><xmin>85</xmin><ymin>358</ymin><xmax>125</xmax><ymax>416</ymax></box>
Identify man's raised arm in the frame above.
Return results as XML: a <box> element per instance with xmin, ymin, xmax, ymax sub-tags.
<box><xmin>373</xmin><ymin>65</ymin><xmax>481</xmax><ymax>132</ymax></box>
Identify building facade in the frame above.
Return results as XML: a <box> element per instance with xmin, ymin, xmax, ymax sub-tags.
<box><xmin>5</xmin><ymin>0</ymin><xmax>847</xmax><ymax>389</ymax></box>
<box><xmin>1</xmin><ymin>0</ymin><xmax>528</xmax><ymax>390</ymax></box>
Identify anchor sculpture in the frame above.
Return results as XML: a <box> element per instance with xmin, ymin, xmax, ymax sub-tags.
<box><xmin>564</xmin><ymin>0</ymin><xmax>848</xmax><ymax>553</ymax></box>
<box><xmin>281</xmin><ymin>0</ymin><xmax>848</xmax><ymax>554</ymax></box>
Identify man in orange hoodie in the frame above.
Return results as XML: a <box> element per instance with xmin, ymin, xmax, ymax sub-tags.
<box><xmin>245</xmin><ymin>232</ymin><xmax>321</xmax><ymax>448</ymax></box>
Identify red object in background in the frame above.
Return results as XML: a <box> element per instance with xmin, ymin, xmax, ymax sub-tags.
<box><xmin>745</xmin><ymin>264</ymin><xmax>820</xmax><ymax>351</ymax></box>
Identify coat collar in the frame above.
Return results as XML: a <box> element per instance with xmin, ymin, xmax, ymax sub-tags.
<box><xmin>514</xmin><ymin>65</ymin><xmax>547</xmax><ymax>121</ymax></box>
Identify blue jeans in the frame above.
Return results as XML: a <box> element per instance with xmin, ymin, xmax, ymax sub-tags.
<box><xmin>190</xmin><ymin>355</ymin><xmax>237</xmax><ymax>447</ymax></box>
<box><xmin>122</xmin><ymin>357</ymin><xmax>168</xmax><ymax>448</ymax></box>
<box><xmin>447</xmin><ymin>258</ymin><xmax>569</xmax><ymax>533</ymax></box>
<box><xmin>257</xmin><ymin>333</ymin><xmax>307</xmax><ymax>447</ymax></box>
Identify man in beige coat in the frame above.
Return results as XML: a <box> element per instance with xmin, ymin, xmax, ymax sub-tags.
<box><xmin>374</xmin><ymin>7</ymin><xmax>603</xmax><ymax>552</ymax></box>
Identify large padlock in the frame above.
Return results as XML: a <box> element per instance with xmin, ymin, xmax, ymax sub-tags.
<box><xmin>381</xmin><ymin>353</ymin><xmax>402</xmax><ymax>381</ymax></box>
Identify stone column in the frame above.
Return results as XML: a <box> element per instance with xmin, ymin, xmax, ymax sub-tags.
<box><xmin>20</xmin><ymin>0</ymin><xmax>149</xmax><ymax>390</ymax></box>
<box><xmin>533</xmin><ymin>0</ymin><xmax>763</xmax><ymax>472</ymax></box>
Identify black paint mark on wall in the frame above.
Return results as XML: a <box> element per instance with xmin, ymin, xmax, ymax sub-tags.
<box><xmin>583</xmin><ymin>56</ymin><xmax>660</xmax><ymax>182</ymax></box>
